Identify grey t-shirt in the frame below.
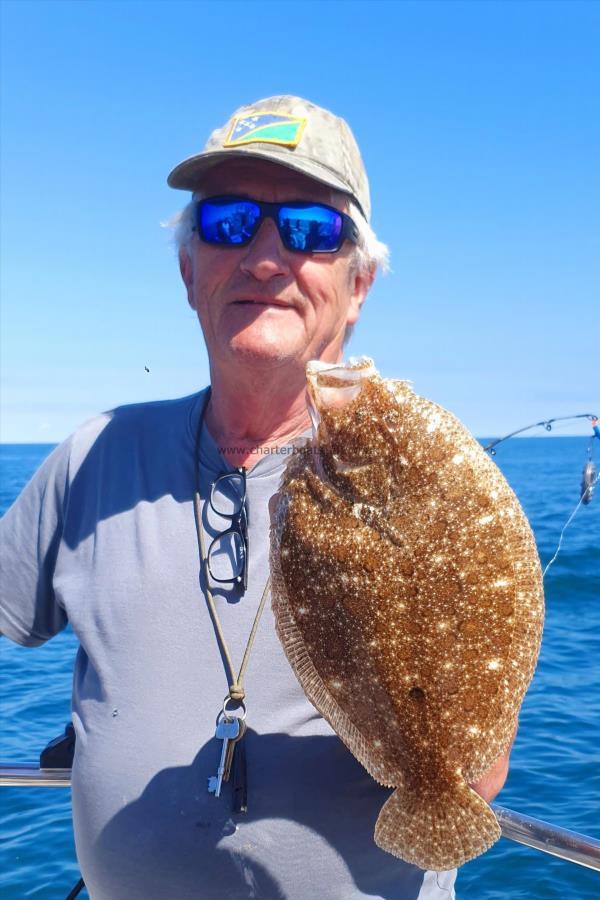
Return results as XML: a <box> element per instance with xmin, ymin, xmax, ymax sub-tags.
<box><xmin>0</xmin><ymin>391</ymin><xmax>456</xmax><ymax>900</ymax></box>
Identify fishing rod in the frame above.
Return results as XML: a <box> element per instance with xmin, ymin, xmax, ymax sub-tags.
<box><xmin>482</xmin><ymin>413</ymin><xmax>599</xmax><ymax>455</ymax></box>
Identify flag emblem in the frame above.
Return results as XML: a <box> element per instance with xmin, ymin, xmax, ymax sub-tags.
<box><xmin>223</xmin><ymin>112</ymin><xmax>307</xmax><ymax>148</ymax></box>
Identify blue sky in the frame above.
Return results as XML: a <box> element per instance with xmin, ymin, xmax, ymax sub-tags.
<box><xmin>1</xmin><ymin>0</ymin><xmax>598</xmax><ymax>442</ymax></box>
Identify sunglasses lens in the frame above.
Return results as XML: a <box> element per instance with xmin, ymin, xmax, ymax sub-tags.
<box><xmin>199</xmin><ymin>198</ymin><xmax>261</xmax><ymax>245</ymax></box>
<box><xmin>279</xmin><ymin>205</ymin><xmax>343</xmax><ymax>252</ymax></box>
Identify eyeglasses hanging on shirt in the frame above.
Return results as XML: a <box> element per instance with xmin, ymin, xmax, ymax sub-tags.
<box><xmin>206</xmin><ymin>467</ymin><xmax>249</xmax><ymax>592</ymax></box>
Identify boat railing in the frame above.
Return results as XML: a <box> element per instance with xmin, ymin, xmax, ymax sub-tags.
<box><xmin>1</xmin><ymin>763</ymin><xmax>599</xmax><ymax>871</ymax></box>
<box><xmin>492</xmin><ymin>803</ymin><xmax>600</xmax><ymax>871</ymax></box>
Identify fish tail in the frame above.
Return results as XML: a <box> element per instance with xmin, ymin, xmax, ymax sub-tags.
<box><xmin>374</xmin><ymin>778</ymin><xmax>501</xmax><ymax>870</ymax></box>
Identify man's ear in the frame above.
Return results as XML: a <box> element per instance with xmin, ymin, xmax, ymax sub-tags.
<box><xmin>179</xmin><ymin>248</ymin><xmax>195</xmax><ymax>310</ymax></box>
<box><xmin>347</xmin><ymin>263</ymin><xmax>376</xmax><ymax>326</ymax></box>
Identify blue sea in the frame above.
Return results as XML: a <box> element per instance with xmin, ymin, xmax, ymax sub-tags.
<box><xmin>1</xmin><ymin>439</ymin><xmax>599</xmax><ymax>899</ymax></box>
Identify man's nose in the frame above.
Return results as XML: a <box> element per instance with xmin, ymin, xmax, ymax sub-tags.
<box><xmin>239</xmin><ymin>218</ymin><xmax>291</xmax><ymax>281</ymax></box>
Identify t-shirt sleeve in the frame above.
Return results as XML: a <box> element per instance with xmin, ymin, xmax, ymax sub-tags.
<box><xmin>0</xmin><ymin>438</ymin><xmax>73</xmax><ymax>646</ymax></box>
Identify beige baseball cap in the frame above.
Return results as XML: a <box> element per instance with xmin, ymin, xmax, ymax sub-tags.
<box><xmin>167</xmin><ymin>95</ymin><xmax>371</xmax><ymax>221</ymax></box>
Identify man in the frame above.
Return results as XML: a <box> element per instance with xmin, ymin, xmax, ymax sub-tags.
<box><xmin>0</xmin><ymin>96</ymin><xmax>510</xmax><ymax>899</ymax></box>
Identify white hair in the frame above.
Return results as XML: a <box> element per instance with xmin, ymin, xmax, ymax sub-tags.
<box><xmin>168</xmin><ymin>195</ymin><xmax>390</xmax><ymax>276</ymax></box>
<box><xmin>347</xmin><ymin>200</ymin><xmax>390</xmax><ymax>276</ymax></box>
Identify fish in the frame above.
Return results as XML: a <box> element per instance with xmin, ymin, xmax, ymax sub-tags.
<box><xmin>269</xmin><ymin>357</ymin><xmax>544</xmax><ymax>870</ymax></box>
<box><xmin>580</xmin><ymin>461</ymin><xmax>596</xmax><ymax>505</ymax></box>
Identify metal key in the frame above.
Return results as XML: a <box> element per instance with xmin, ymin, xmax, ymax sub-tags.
<box><xmin>207</xmin><ymin>717</ymin><xmax>241</xmax><ymax>798</ymax></box>
<box><xmin>231</xmin><ymin>731</ymin><xmax>248</xmax><ymax>814</ymax></box>
<box><xmin>222</xmin><ymin>718</ymin><xmax>246</xmax><ymax>784</ymax></box>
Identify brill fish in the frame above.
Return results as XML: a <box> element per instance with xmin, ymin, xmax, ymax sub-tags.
<box><xmin>270</xmin><ymin>358</ymin><xmax>544</xmax><ymax>870</ymax></box>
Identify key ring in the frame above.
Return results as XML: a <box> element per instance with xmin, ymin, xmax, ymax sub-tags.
<box><xmin>223</xmin><ymin>695</ymin><xmax>247</xmax><ymax>722</ymax></box>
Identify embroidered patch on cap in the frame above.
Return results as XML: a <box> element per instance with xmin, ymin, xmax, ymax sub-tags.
<box><xmin>223</xmin><ymin>112</ymin><xmax>307</xmax><ymax>148</ymax></box>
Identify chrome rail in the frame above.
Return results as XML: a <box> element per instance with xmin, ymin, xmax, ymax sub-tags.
<box><xmin>493</xmin><ymin>803</ymin><xmax>600</xmax><ymax>871</ymax></box>
<box><xmin>0</xmin><ymin>763</ymin><xmax>71</xmax><ymax>786</ymax></box>
<box><xmin>1</xmin><ymin>765</ymin><xmax>598</xmax><ymax>870</ymax></box>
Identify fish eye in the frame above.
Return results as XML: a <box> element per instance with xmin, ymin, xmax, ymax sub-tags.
<box><xmin>408</xmin><ymin>686</ymin><xmax>426</xmax><ymax>702</ymax></box>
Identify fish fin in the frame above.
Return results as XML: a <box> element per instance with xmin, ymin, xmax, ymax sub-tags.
<box><xmin>270</xmin><ymin>542</ymin><xmax>398</xmax><ymax>786</ymax></box>
<box><xmin>374</xmin><ymin>778</ymin><xmax>501</xmax><ymax>870</ymax></box>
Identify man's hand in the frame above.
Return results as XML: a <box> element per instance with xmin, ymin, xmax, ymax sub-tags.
<box><xmin>469</xmin><ymin>723</ymin><xmax>518</xmax><ymax>803</ymax></box>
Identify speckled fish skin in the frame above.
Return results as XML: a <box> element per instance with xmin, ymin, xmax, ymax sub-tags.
<box><xmin>270</xmin><ymin>357</ymin><xmax>544</xmax><ymax>871</ymax></box>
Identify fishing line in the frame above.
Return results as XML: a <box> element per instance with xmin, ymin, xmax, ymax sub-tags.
<box><xmin>542</xmin><ymin>469</ymin><xmax>600</xmax><ymax>578</ymax></box>
<box><xmin>484</xmin><ymin>413</ymin><xmax>599</xmax><ymax>578</ymax></box>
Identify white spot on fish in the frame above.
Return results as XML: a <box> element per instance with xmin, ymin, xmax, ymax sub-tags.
<box><xmin>426</xmin><ymin>413</ymin><xmax>442</xmax><ymax>433</ymax></box>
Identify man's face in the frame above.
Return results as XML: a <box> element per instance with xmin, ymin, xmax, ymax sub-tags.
<box><xmin>180</xmin><ymin>159</ymin><xmax>372</xmax><ymax>372</ymax></box>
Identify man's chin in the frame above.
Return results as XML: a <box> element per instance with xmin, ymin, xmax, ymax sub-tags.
<box><xmin>226</xmin><ymin>332</ymin><xmax>302</xmax><ymax>367</ymax></box>
<box><xmin>223</xmin><ymin>320</ymin><xmax>307</xmax><ymax>366</ymax></box>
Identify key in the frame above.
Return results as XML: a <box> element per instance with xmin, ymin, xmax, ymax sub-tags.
<box><xmin>231</xmin><ymin>731</ymin><xmax>248</xmax><ymax>814</ymax></box>
<box><xmin>222</xmin><ymin>718</ymin><xmax>246</xmax><ymax>784</ymax></box>
<box><xmin>207</xmin><ymin>717</ymin><xmax>241</xmax><ymax>798</ymax></box>
<box><xmin>207</xmin><ymin>718</ymin><xmax>240</xmax><ymax>797</ymax></box>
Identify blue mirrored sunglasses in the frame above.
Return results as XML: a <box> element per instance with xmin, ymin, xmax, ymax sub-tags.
<box><xmin>194</xmin><ymin>195</ymin><xmax>359</xmax><ymax>254</ymax></box>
